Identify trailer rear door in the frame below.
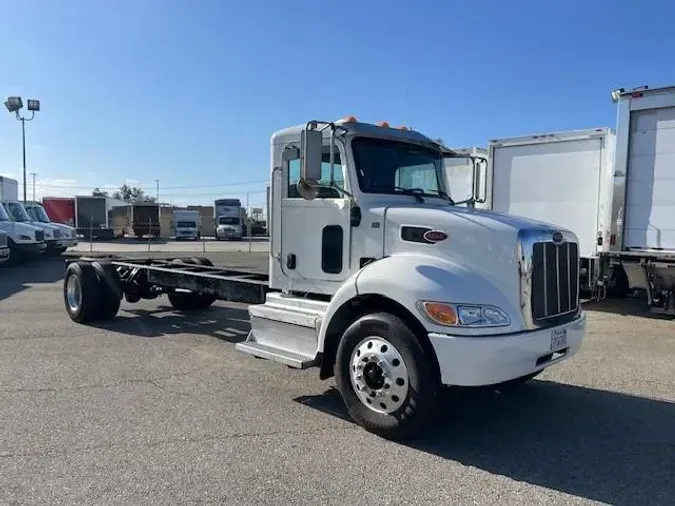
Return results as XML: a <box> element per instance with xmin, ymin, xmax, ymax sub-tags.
<box><xmin>624</xmin><ymin>107</ymin><xmax>675</xmax><ymax>250</ymax></box>
<box><xmin>490</xmin><ymin>132</ymin><xmax>608</xmax><ymax>259</ymax></box>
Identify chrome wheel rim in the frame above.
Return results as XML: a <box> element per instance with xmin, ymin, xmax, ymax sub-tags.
<box><xmin>66</xmin><ymin>275</ymin><xmax>82</xmax><ymax>313</ymax></box>
<box><xmin>349</xmin><ymin>336</ymin><xmax>410</xmax><ymax>415</ymax></box>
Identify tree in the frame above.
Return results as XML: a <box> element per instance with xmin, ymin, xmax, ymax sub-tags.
<box><xmin>112</xmin><ymin>184</ymin><xmax>156</xmax><ymax>203</ymax></box>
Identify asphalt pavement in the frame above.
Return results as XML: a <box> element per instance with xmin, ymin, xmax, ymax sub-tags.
<box><xmin>0</xmin><ymin>257</ymin><xmax>673</xmax><ymax>505</ymax></box>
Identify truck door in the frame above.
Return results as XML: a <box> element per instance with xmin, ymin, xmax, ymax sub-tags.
<box><xmin>280</xmin><ymin>143</ymin><xmax>352</xmax><ymax>284</ymax></box>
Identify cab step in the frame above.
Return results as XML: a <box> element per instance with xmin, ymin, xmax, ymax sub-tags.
<box><xmin>235</xmin><ymin>292</ymin><xmax>329</xmax><ymax>369</ymax></box>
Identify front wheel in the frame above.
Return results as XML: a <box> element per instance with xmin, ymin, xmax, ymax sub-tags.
<box><xmin>334</xmin><ymin>312</ymin><xmax>439</xmax><ymax>441</ymax></box>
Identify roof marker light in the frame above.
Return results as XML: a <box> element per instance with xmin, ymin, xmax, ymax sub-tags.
<box><xmin>377</xmin><ymin>121</ymin><xmax>390</xmax><ymax>128</ymax></box>
<box><xmin>343</xmin><ymin>116</ymin><xmax>358</xmax><ymax>123</ymax></box>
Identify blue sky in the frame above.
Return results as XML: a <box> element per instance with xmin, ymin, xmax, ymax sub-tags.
<box><xmin>1</xmin><ymin>0</ymin><xmax>674</xmax><ymax>208</ymax></box>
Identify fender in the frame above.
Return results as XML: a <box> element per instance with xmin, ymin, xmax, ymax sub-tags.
<box><xmin>318</xmin><ymin>253</ymin><xmax>525</xmax><ymax>353</ymax></box>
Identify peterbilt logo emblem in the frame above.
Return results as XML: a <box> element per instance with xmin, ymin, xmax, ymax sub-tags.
<box><xmin>552</xmin><ymin>231</ymin><xmax>564</xmax><ymax>244</ymax></box>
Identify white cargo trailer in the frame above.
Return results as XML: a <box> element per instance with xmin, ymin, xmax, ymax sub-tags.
<box><xmin>486</xmin><ymin>128</ymin><xmax>616</xmax><ymax>294</ymax></box>
<box><xmin>603</xmin><ymin>84</ymin><xmax>675</xmax><ymax>314</ymax></box>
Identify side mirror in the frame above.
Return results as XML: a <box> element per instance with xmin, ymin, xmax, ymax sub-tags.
<box><xmin>301</xmin><ymin>128</ymin><xmax>323</xmax><ymax>183</ymax></box>
<box><xmin>472</xmin><ymin>156</ymin><xmax>488</xmax><ymax>204</ymax></box>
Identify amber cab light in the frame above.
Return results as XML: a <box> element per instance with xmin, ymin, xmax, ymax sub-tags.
<box><xmin>421</xmin><ymin>302</ymin><xmax>458</xmax><ymax>326</ymax></box>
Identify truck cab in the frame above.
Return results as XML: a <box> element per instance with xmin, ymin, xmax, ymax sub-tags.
<box><xmin>173</xmin><ymin>210</ymin><xmax>201</xmax><ymax>240</ymax></box>
<box><xmin>0</xmin><ymin>201</ymin><xmax>46</xmax><ymax>263</ymax></box>
<box><xmin>3</xmin><ymin>200</ymin><xmax>60</xmax><ymax>253</ymax></box>
<box><xmin>238</xmin><ymin>117</ymin><xmax>587</xmax><ymax>438</ymax></box>
<box><xmin>24</xmin><ymin>202</ymin><xmax>78</xmax><ymax>253</ymax></box>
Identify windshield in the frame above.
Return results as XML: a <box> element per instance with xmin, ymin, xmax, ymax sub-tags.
<box><xmin>352</xmin><ymin>137</ymin><xmax>446</xmax><ymax>196</ymax></box>
<box><xmin>177</xmin><ymin>221</ymin><xmax>196</xmax><ymax>228</ymax></box>
<box><xmin>30</xmin><ymin>206</ymin><xmax>52</xmax><ymax>223</ymax></box>
<box><xmin>0</xmin><ymin>204</ymin><xmax>10</xmax><ymax>221</ymax></box>
<box><xmin>219</xmin><ymin>217</ymin><xmax>239</xmax><ymax>225</ymax></box>
<box><xmin>6</xmin><ymin>202</ymin><xmax>32</xmax><ymax>222</ymax></box>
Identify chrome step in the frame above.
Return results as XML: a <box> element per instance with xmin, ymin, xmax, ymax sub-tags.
<box><xmin>235</xmin><ymin>341</ymin><xmax>317</xmax><ymax>369</ymax></box>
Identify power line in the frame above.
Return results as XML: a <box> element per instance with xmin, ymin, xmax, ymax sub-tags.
<box><xmin>32</xmin><ymin>179</ymin><xmax>269</xmax><ymax>190</ymax></box>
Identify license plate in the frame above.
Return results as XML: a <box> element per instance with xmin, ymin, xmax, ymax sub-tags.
<box><xmin>551</xmin><ymin>328</ymin><xmax>567</xmax><ymax>351</ymax></box>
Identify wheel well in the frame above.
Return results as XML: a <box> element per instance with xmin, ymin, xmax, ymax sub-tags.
<box><xmin>319</xmin><ymin>294</ymin><xmax>441</xmax><ymax>382</ymax></box>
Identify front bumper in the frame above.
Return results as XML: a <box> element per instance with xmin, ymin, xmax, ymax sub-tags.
<box><xmin>16</xmin><ymin>242</ymin><xmax>47</xmax><ymax>254</ymax></box>
<box><xmin>57</xmin><ymin>238</ymin><xmax>78</xmax><ymax>248</ymax></box>
<box><xmin>429</xmin><ymin>312</ymin><xmax>587</xmax><ymax>387</ymax></box>
<box><xmin>0</xmin><ymin>247</ymin><xmax>9</xmax><ymax>263</ymax></box>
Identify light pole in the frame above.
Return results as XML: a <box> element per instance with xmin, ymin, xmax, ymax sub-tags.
<box><xmin>30</xmin><ymin>172</ymin><xmax>37</xmax><ymax>201</ymax></box>
<box><xmin>4</xmin><ymin>96</ymin><xmax>40</xmax><ymax>202</ymax></box>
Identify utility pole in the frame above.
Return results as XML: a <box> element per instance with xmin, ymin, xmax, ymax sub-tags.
<box><xmin>155</xmin><ymin>179</ymin><xmax>159</xmax><ymax>202</ymax></box>
<box><xmin>30</xmin><ymin>172</ymin><xmax>37</xmax><ymax>201</ymax></box>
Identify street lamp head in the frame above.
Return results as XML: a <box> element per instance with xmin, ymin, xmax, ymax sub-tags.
<box><xmin>5</xmin><ymin>96</ymin><xmax>23</xmax><ymax>112</ymax></box>
<box><xmin>27</xmin><ymin>99</ymin><xmax>40</xmax><ymax>112</ymax></box>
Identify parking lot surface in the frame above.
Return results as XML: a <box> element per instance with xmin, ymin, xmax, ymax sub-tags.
<box><xmin>1</xmin><ymin>255</ymin><xmax>674</xmax><ymax>505</ymax></box>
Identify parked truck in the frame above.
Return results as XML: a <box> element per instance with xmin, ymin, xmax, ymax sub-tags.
<box><xmin>61</xmin><ymin>117</ymin><xmax>587</xmax><ymax>440</ymax></box>
<box><xmin>481</xmin><ymin>128</ymin><xmax>616</xmax><ymax>296</ymax></box>
<box><xmin>131</xmin><ymin>202</ymin><xmax>160</xmax><ymax>238</ymax></box>
<box><xmin>0</xmin><ymin>176</ymin><xmax>47</xmax><ymax>263</ymax></box>
<box><xmin>43</xmin><ymin>197</ymin><xmax>76</xmax><ymax>226</ymax></box>
<box><xmin>76</xmin><ymin>195</ymin><xmax>115</xmax><ymax>240</ymax></box>
<box><xmin>173</xmin><ymin>209</ymin><xmax>201</xmax><ymax>240</ymax></box>
<box><xmin>24</xmin><ymin>201</ymin><xmax>78</xmax><ymax>254</ymax></box>
<box><xmin>214</xmin><ymin>198</ymin><xmax>243</xmax><ymax>240</ymax></box>
<box><xmin>601</xmin><ymin>84</ymin><xmax>675</xmax><ymax>314</ymax></box>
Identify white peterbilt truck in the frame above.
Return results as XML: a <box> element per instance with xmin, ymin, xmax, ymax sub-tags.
<box><xmin>62</xmin><ymin>118</ymin><xmax>586</xmax><ymax>440</ymax></box>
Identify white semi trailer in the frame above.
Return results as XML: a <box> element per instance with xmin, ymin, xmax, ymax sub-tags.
<box><xmin>62</xmin><ymin>118</ymin><xmax>587</xmax><ymax>440</ymax></box>
<box><xmin>602</xmin><ymin>85</ymin><xmax>675</xmax><ymax>314</ymax></box>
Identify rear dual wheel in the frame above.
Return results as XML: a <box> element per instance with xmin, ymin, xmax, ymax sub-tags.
<box><xmin>64</xmin><ymin>261</ymin><xmax>122</xmax><ymax>323</ymax></box>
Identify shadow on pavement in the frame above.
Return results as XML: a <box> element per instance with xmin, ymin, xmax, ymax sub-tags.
<box><xmin>91</xmin><ymin>303</ymin><xmax>252</xmax><ymax>342</ymax></box>
<box><xmin>582</xmin><ymin>294</ymin><xmax>674</xmax><ymax>320</ymax></box>
<box><xmin>0</xmin><ymin>256</ymin><xmax>67</xmax><ymax>302</ymax></box>
<box><xmin>295</xmin><ymin>381</ymin><xmax>675</xmax><ymax>506</ymax></box>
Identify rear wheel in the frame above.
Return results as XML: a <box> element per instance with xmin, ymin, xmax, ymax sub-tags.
<box><xmin>94</xmin><ymin>261</ymin><xmax>122</xmax><ymax>320</ymax></box>
<box><xmin>64</xmin><ymin>262</ymin><xmax>101</xmax><ymax>323</ymax></box>
<box><xmin>334</xmin><ymin>312</ymin><xmax>439</xmax><ymax>441</ymax></box>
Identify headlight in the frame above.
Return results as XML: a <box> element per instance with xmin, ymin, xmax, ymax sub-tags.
<box><xmin>419</xmin><ymin>301</ymin><xmax>511</xmax><ymax>328</ymax></box>
<box><xmin>18</xmin><ymin>235</ymin><xmax>32</xmax><ymax>241</ymax></box>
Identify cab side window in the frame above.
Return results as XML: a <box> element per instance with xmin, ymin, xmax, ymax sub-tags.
<box><xmin>287</xmin><ymin>147</ymin><xmax>345</xmax><ymax>198</ymax></box>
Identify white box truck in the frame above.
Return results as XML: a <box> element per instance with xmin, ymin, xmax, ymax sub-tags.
<box><xmin>62</xmin><ymin>117</ymin><xmax>587</xmax><ymax>440</ymax></box>
<box><xmin>602</xmin><ymin>84</ymin><xmax>675</xmax><ymax>314</ymax></box>
<box><xmin>214</xmin><ymin>198</ymin><xmax>243</xmax><ymax>240</ymax></box>
<box><xmin>173</xmin><ymin>209</ymin><xmax>201</xmax><ymax>240</ymax></box>
<box><xmin>484</xmin><ymin>128</ymin><xmax>616</xmax><ymax>295</ymax></box>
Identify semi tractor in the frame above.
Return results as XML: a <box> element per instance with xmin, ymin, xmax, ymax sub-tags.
<box><xmin>62</xmin><ymin>118</ymin><xmax>587</xmax><ymax>440</ymax></box>
<box><xmin>24</xmin><ymin>202</ymin><xmax>78</xmax><ymax>254</ymax></box>
<box><xmin>214</xmin><ymin>198</ymin><xmax>243</xmax><ymax>240</ymax></box>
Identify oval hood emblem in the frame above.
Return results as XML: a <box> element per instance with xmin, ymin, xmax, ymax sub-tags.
<box><xmin>552</xmin><ymin>231</ymin><xmax>564</xmax><ymax>244</ymax></box>
<box><xmin>423</xmin><ymin>230</ymin><xmax>448</xmax><ymax>243</ymax></box>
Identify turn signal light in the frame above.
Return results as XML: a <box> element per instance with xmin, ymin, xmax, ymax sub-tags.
<box><xmin>420</xmin><ymin>302</ymin><xmax>458</xmax><ymax>326</ymax></box>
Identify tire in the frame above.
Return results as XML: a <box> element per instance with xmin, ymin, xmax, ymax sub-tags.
<box><xmin>167</xmin><ymin>257</ymin><xmax>216</xmax><ymax>310</ymax></box>
<box><xmin>94</xmin><ymin>261</ymin><xmax>122</xmax><ymax>320</ymax></box>
<box><xmin>334</xmin><ymin>312</ymin><xmax>440</xmax><ymax>441</ymax></box>
<box><xmin>64</xmin><ymin>262</ymin><xmax>101</xmax><ymax>323</ymax></box>
<box><xmin>5</xmin><ymin>239</ymin><xmax>19</xmax><ymax>266</ymax></box>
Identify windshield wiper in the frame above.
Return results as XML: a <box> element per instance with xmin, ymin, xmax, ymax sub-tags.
<box><xmin>394</xmin><ymin>187</ymin><xmax>425</xmax><ymax>203</ymax></box>
<box><xmin>426</xmin><ymin>189</ymin><xmax>455</xmax><ymax>205</ymax></box>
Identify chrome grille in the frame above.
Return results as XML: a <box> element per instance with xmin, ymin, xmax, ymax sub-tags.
<box><xmin>35</xmin><ymin>230</ymin><xmax>45</xmax><ymax>242</ymax></box>
<box><xmin>531</xmin><ymin>241</ymin><xmax>579</xmax><ymax>321</ymax></box>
